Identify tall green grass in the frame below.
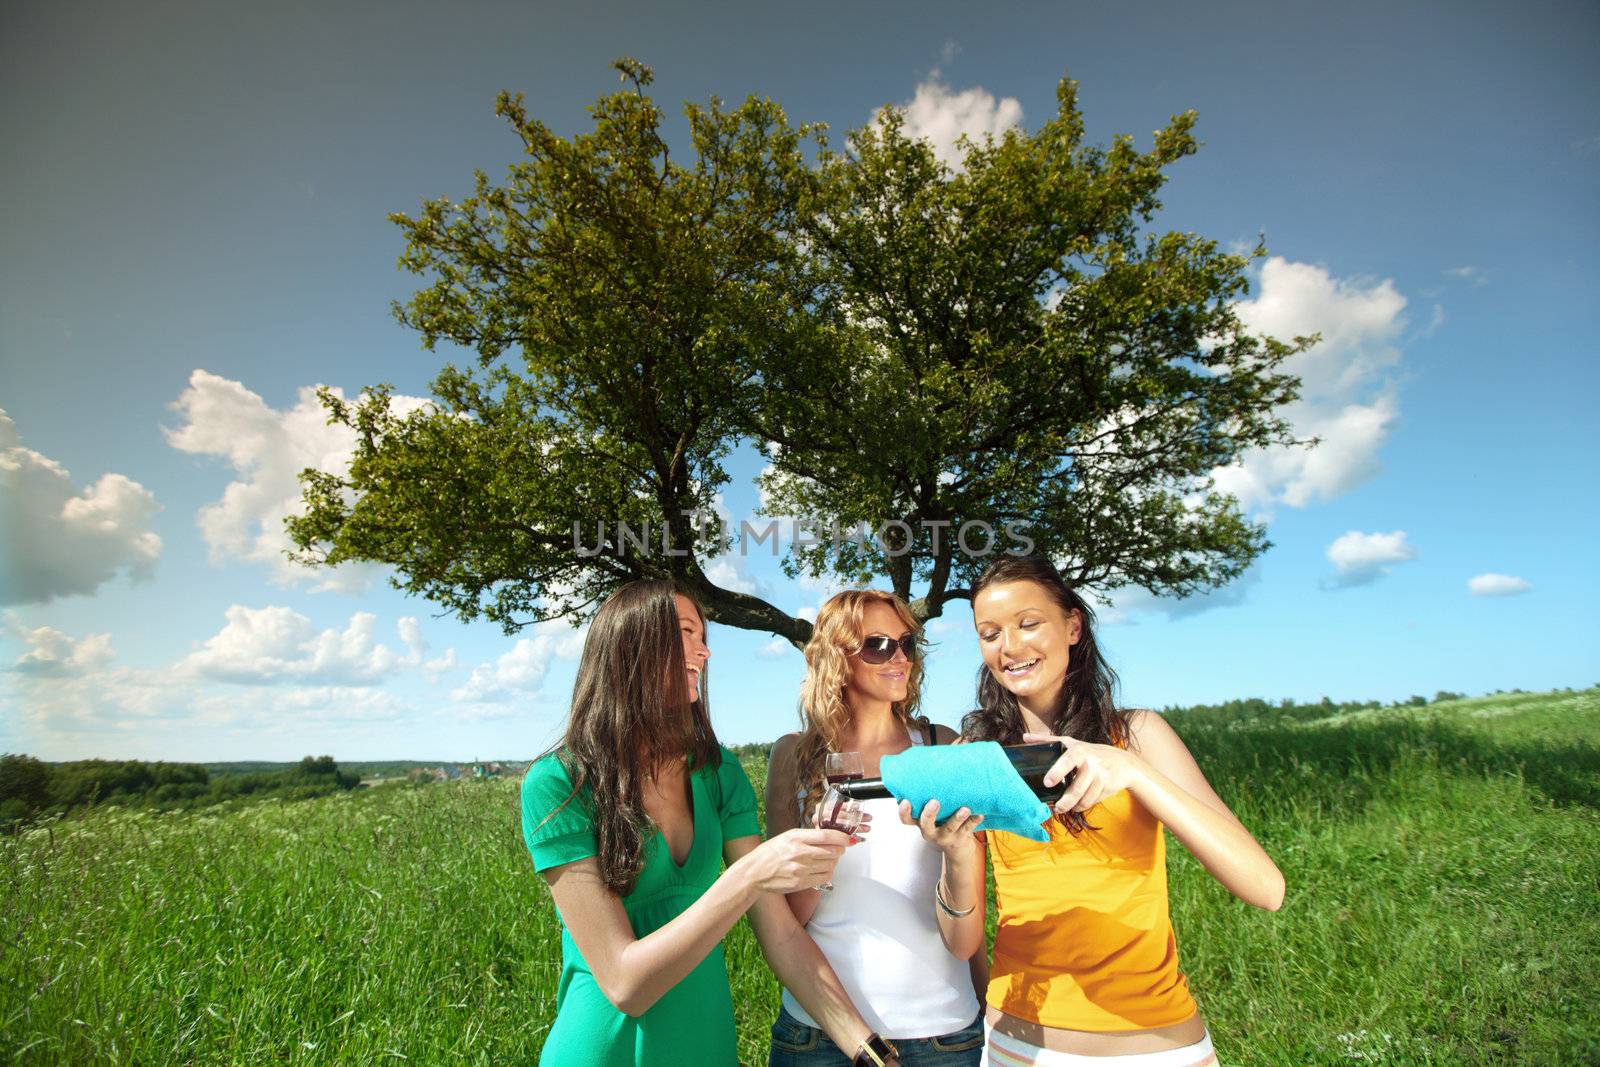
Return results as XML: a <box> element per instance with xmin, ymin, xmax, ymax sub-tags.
<box><xmin>3</xmin><ymin>689</ymin><xmax>1596</xmax><ymax>1064</ymax></box>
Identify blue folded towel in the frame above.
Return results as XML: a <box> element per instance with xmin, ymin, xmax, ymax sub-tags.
<box><xmin>879</xmin><ymin>741</ymin><xmax>1051</xmax><ymax>841</ymax></box>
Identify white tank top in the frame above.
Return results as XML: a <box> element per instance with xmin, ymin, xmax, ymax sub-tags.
<box><xmin>779</xmin><ymin>726</ymin><xmax>980</xmax><ymax>1038</ymax></box>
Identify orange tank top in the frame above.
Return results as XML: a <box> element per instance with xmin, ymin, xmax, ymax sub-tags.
<box><xmin>986</xmin><ymin>788</ymin><xmax>1197</xmax><ymax>1031</ymax></box>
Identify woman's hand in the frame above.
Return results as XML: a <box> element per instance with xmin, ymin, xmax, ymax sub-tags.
<box><xmin>897</xmin><ymin>797</ymin><xmax>983</xmax><ymax>855</ymax></box>
<box><xmin>1023</xmin><ymin>731</ymin><xmax>1147</xmax><ymax>814</ymax></box>
<box><xmin>740</xmin><ymin>828</ymin><xmax>851</xmax><ymax>894</ymax></box>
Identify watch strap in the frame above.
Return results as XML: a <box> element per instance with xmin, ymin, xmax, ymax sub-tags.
<box><xmin>853</xmin><ymin>1032</ymin><xmax>897</xmax><ymax>1067</ymax></box>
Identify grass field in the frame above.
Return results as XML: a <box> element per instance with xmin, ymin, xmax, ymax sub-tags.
<box><xmin>4</xmin><ymin>689</ymin><xmax>1596</xmax><ymax>1065</ymax></box>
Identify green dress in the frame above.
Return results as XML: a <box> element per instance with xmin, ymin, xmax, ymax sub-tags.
<box><xmin>520</xmin><ymin>746</ymin><xmax>761</xmax><ymax>1066</ymax></box>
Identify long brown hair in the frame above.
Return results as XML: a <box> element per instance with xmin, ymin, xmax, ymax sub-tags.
<box><xmin>960</xmin><ymin>556</ymin><xmax>1127</xmax><ymax>833</ymax></box>
<box><xmin>541</xmin><ymin>580</ymin><xmax>719</xmax><ymax>894</ymax></box>
<box><xmin>793</xmin><ymin>589</ymin><xmax>928</xmax><ymax>821</ymax></box>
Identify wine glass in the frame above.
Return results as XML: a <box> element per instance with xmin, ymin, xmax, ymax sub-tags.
<box><xmin>815</xmin><ymin>786</ymin><xmax>864</xmax><ymax>891</ymax></box>
<box><xmin>815</xmin><ymin>752</ymin><xmax>866</xmax><ymax>890</ymax></box>
<box><xmin>823</xmin><ymin>750</ymin><xmax>864</xmax><ymax>785</ymax></box>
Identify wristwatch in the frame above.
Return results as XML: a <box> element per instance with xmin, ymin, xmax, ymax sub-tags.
<box><xmin>853</xmin><ymin>1032</ymin><xmax>898</xmax><ymax>1067</ymax></box>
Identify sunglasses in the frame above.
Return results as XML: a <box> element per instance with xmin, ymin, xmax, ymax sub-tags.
<box><xmin>857</xmin><ymin>634</ymin><xmax>917</xmax><ymax>664</ymax></box>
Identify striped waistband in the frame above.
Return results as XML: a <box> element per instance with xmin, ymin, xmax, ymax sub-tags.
<box><xmin>984</xmin><ymin>1026</ymin><xmax>1218</xmax><ymax>1067</ymax></box>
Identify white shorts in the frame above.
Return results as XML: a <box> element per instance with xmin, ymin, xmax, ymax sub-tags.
<box><xmin>982</xmin><ymin>1025</ymin><xmax>1218</xmax><ymax>1067</ymax></box>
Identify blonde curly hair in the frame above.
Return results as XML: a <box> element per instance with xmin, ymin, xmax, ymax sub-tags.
<box><xmin>793</xmin><ymin>589</ymin><xmax>928</xmax><ymax>821</ymax></box>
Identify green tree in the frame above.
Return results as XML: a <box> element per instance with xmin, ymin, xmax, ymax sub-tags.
<box><xmin>754</xmin><ymin>83</ymin><xmax>1306</xmax><ymax>620</ymax></box>
<box><xmin>290</xmin><ymin>58</ymin><xmax>825</xmax><ymax>645</ymax></box>
<box><xmin>289</xmin><ymin>62</ymin><xmax>1306</xmax><ymax>645</ymax></box>
<box><xmin>298</xmin><ymin>755</ymin><xmax>338</xmax><ymax>777</ymax></box>
<box><xmin>0</xmin><ymin>754</ymin><xmax>52</xmax><ymax>829</ymax></box>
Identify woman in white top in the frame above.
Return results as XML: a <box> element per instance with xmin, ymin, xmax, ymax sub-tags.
<box><xmin>766</xmin><ymin>589</ymin><xmax>986</xmax><ymax>1067</ymax></box>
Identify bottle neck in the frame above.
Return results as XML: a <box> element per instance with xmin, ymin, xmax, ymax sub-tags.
<box><xmin>834</xmin><ymin>776</ymin><xmax>891</xmax><ymax>800</ymax></box>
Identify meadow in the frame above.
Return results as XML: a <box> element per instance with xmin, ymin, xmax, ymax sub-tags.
<box><xmin>3</xmin><ymin>688</ymin><xmax>1596</xmax><ymax>1065</ymax></box>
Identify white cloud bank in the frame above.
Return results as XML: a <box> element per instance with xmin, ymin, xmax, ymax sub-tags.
<box><xmin>1056</xmin><ymin>257</ymin><xmax>1414</xmax><ymax>622</ymax></box>
<box><xmin>755</xmin><ymin>637</ymin><xmax>793</xmax><ymax>660</ymax></box>
<box><xmin>164</xmin><ymin>370</ymin><xmax>429</xmax><ymax>592</ymax></box>
<box><xmin>451</xmin><ymin>619</ymin><xmax>587</xmax><ymax>707</ymax></box>
<box><xmin>1325</xmin><ymin>530</ymin><xmax>1417</xmax><ymax>588</ymax></box>
<box><xmin>175</xmin><ymin>605</ymin><xmax>458</xmax><ymax>686</ymax></box>
<box><xmin>180</xmin><ymin>605</ymin><xmax>422</xmax><ymax>685</ymax></box>
<box><xmin>1467</xmin><ymin>573</ymin><xmax>1531</xmax><ymax>597</ymax></box>
<box><xmin>0</xmin><ymin>409</ymin><xmax>162</xmax><ymax>604</ymax></box>
<box><xmin>896</xmin><ymin>74</ymin><xmax>1023</xmax><ymax>170</ymax></box>
<box><xmin>1212</xmin><ymin>258</ymin><xmax>1408</xmax><ymax>516</ymax></box>
<box><xmin>4</xmin><ymin>613</ymin><xmax>115</xmax><ymax>676</ymax></box>
<box><xmin>4</xmin><ymin>607</ymin><xmax>462</xmax><ymax>757</ymax></box>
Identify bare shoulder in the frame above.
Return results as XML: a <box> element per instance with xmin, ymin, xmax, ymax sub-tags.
<box><xmin>1126</xmin><ymin>708</ymin><xmax>1215</xmax><ymax>784</ymax></box>
<box><xmin>770</xmin><ymin>731</ymin><xmax>802</xmax><ymax>761</ymax></box>
<box><xmin>764</xmin><ymin>733</ymin><xmax>805</xmax><ymax>832</ymax></box>
<box><xmin>766</xmin><ymin>732</ymin><xmax>802</xmax><ymax>783</ymax></box>
<box><xmin>1125</xmin><ymin>708</ymin><xmax>1185</xmax><ymax>755</ymax></box>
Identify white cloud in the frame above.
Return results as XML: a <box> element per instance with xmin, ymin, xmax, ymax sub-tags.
<box><xmin>268</xmin><ymin>686</ymin><xmax>407</xmax><ymax>723</ymax></box>
<box><xmin>179</xmin><ymin>605</ymin><xmax>420</xmax><ymax>685</ymax></box>
<box><xmin>1445</xmin><ymin>265</ymin><xmax>1487</xmax><ymax>285</ymax></box>
<box><xmin>895</xmin><ymin>74</ymin><xmax>1023</xmax><ymax>170</ymax></box>
<box><xmin>1082</xmin><ymin>564</ymin><xmax>1262</xmax><ymax>625</ymax></box>
<box><xmin>1083</xmin><ymin>588</ymin><xmax>1133</xmax><ymax>625</ymax></box>
<box><xmin>421</xmin><ymin>648</ymin><xmax>459</xmax><ymax>681</ymax></box>
<box><xmin>755</xmin><ymin>636</ymin><xmax>793</xmax><ymax>660</ymax></box>
<box><xmin>3</xmin><ymin>611</ymin><xmax>445</xmax><ymax>757</ymax></box>
<box><xmin>676</xmin><ymin>492</ymin><xmax>766</xmax><ymax>599</ymax></box>
<box><xmin>164</xmin><ymin>370</ymin><xmax>429</xmax><ymax>592</ymax></box>
<box><xmin>3</xmin><ymin>615</ymin><xmax>199</xmax><ymax>751</ymax></box>
<box><xmin>451</xmin><ymin>618</ymin><xmax>587</xmax><ymax>704</ymax></box>
<box><xmin>1212</xmin><ymin>258</ymin><xmax>1408</xmax><ymax>515</ymax></box>
<box><xmin>1467</xmin><ymin>573</ymin><xmax>1531</xmax><ymax>597</ymax></box>
<box><xmin>1324</xmin><ymin>530</ymin><xmax>1417</xmax><ymax>588</ymax></box>
<box><xmin>396</xmin><ymin>615</ymin><xmax>459</xmax><ymax>680</ymax></box>
<box><xmin>703</xmin><ymin>552</ymin><xmax>761</xmax><ymax>598</ymax></box>
<box><xmin>4</xmin><ymin>613</ymin><xmax>115</xmax><ymax>676</ymax></box>
<box><xmin>1420</xmin><ymin>303</ymin><xmax>1446</xmax><ymax>337</ymax></box>
<box><xmin>0</xmin><ymin>408</ymin><xmax>162</xmax><ymax>604</ymax></box>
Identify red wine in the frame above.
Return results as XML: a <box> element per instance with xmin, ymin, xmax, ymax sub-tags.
<box><xmin>833</xmin><ymin>742</ymin><xmax>1072</xmax><ymax>803</ymax></box>
<box><xmin>819</xmin><ymin>792</ymin><xmax>862</xmax><ymax>833</ymax></box>
<box><xmin>824</xmin><ymin>770</ymin><xmax>864</xmax><ymax>785</ymax></box>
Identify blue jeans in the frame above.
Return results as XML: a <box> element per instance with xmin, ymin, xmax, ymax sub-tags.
<box><xmin>768</xmin><ymin>1005</ymin><xmax>984</xmax><ymax>1067</ymax></box>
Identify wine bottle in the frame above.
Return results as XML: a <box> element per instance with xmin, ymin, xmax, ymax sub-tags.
<box><xmin>833</xmin><ymin>741</ymin><xmax>1072</xmax><ymax>803</ymax></box>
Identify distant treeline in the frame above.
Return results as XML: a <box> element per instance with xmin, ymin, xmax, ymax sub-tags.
<box><xmin>1160</xmin><ymin>690</ymin><xmax>1498</xmax><ymax>728</ymax></box>
<box><xmin>0</xmin><ymin>754</ymin><xmax>360</xmax><ymax>830</ymax></box>
<box><xmin>727</xmin><ymin>741</ymin><xmax>774</xmax><ymax>762</ymax></box>
<box><xmin>725</xmin><ymin>692</ymin><xmax>1498</xmax><ymax>764</ymax></box>
<box><xmin>202</xmin><ymin>759</ymin><xmax>457</xmax><ymax>779</ymax></box>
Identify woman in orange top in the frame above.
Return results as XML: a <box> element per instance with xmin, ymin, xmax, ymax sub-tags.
<box><xmin>902</xmin><ymin>557</ymin><xmax>1284</xmax><ymax>1066</ymax></box>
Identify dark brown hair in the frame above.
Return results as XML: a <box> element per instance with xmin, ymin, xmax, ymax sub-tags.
<box><xmin>960</xmin><ymin>556</ymin><xmax>1127</xmax><ymax>833</ymax></box>
<box><xmin>542</xmin><ymin>580</ymin><xmax>719</xmax><ymax>894</ymax></box>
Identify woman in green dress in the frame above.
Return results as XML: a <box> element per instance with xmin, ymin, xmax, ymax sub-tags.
<box><xmin>522</xmin><ymin>580</ymin><xmax>900</xmax><ymax>1066</ymax></box>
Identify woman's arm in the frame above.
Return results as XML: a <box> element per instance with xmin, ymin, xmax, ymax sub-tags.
<box><xmin>764</xmin><ymin>733</ymin><xmax>823</xmax><ymax>927</ymax></box>
<box><xmin>731</xmin><ymin>835</ymin><xmax>900</xmax><ymax>1067</ymax></box>
<box><xmin>542</xmin><ymin>828</ymin><xmax>847</xmax><ymax>1016</ymax></box>
<box><xmin>900</xmin><ymin>798</ymin><xmax>987</xmax><ymax>959</ymax></box>
<box><xmin>1026</xmin><ymin>712</ymin><xmax>1286</xmax><ymax>910</ymax></box>
<box><xmin>896</xmin><ymin>721</ymin><xmax>987</xmax><ymax>959</ymax></box>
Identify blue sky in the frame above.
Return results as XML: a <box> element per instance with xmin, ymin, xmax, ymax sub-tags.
<box><xmin>3</xmin><ymin>0</ymin><xmax>1596</xmax><ymax>762</ymax></box>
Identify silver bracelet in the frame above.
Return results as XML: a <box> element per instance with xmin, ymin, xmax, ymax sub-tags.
<box><xmin>934</xmin><ymin>878</ymin><xmax>975</xmax><ymax>918</ymax></box>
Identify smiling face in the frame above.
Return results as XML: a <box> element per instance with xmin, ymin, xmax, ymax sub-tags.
<box><xmin>674</xmin><ymin>593</ymin><xmax>709</xmax><ymax>704</ymax></box>
<box><xmin>972</xmin><ymin>579</ymin><xmax>1082</xmax><ymax>716</ymax></box>
<box><xmin>845</xmin><ymin>600</ymin><xmax>913</xmax><ymax>709</ymax></box>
